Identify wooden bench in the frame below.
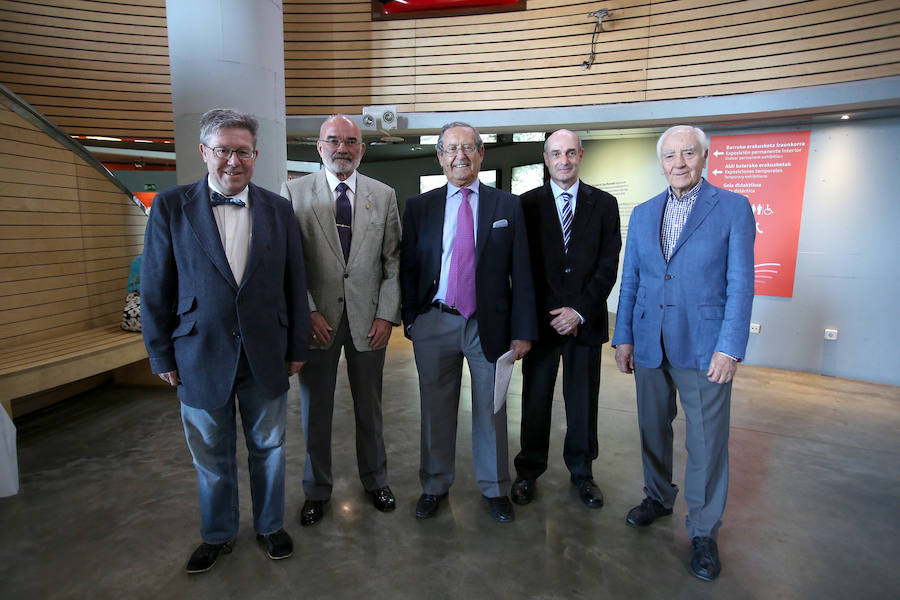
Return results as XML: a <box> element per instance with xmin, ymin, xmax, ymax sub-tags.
<box><xmin>0</xmin><ymin>325</ymin><xmax>150</xmax><ymax>418</ymax></box>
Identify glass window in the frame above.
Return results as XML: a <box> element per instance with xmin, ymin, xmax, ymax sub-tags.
<box><xmin>511</xmin><ymin>163</ymin><xmax>544</xmax><ymax>195</ymax></box>
<box><xmin>513</xmin><ymin>132</ymin><xmax>545</xmax><ymax>143</ymax></box>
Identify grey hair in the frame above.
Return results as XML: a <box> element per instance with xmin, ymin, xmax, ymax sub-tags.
<box><xmin>199</xmin><ymin>108</ymin><xmax>259</xmax><ymax>148</ymax></box>
<box><xmin>656</xmin><ymin>125</ymin><xmax>708</xmax><ymax>161</ymax></box>
<box><xmin>543</xmin><ymin>129</ymin><xmax>583</xmax><ymax>154</ymax></box>
<box><xmin>436</xmin><ymin>121</ymin><xmax>483</xmax><ymax>153</ymax></box>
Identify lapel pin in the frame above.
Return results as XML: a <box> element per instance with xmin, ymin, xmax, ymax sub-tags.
<box><xmin>366</xmin><ymin>203</ymin><xmax>371</xmax><ymax>209</ymax></box>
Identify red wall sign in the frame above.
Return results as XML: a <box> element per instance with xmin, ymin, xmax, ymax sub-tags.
<box><xmin>707</xmin><ymin>131</ymin><xmax>811</xmax><ymax>298</ymax></box>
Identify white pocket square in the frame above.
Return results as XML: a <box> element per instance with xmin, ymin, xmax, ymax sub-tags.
<box><xmin>492</xmin><ymin>219</ymin><xmax>508</xmax><ymax>228</ymax></box>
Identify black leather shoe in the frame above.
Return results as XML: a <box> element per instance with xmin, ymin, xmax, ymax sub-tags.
<box><xmin>256</xmin><ymin>528</ymin><xmax>293</xmax><ymax>560</ymax></box>
<box><xmin>625</xmin><ymin>496</ymin><xmax>673</xmax><ymax>528</ymax></box>
<box><xmin>368</xmin><ymin>486</ymin><xmax>396</xmax><ymax>512</ymax></box>
<box><xmin>185</xmin><ymin>540</ymin><xmax>233</xmax><ymax>574</ymax></box>
<box><xmin>415</xmin><ymin>493</ymin><xmax>447</xmax><ymax>519</ymax></box>
<box><xmin>510</xmin><ymin>477</ymin><xmax>535</xmax><ymax>505</ymax></box>
<box><xmin>576</xmin><ymin>479</ymin><xmax>604</xmax><ymax>509</ymax></box>
<box><xmin>484</xmin><ymin>495</ymin><xmax>515</xmax><ymax>523</ymax></box>
<box><xmin>691</xmin><ymin>536</ymin><xmax>722</xmax><ymax>581</ymax></box>
<box><xmin>300</xmin><ymin>499</ymin><xmax>327</xmax><ymax>526</ymax></box>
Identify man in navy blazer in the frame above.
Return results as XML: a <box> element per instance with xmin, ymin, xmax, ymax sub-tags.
<box><xmin>512</xmin><ymin>130</ymin><xmax>621</xmax><ymax>510</ymax></box>
<box><xmin>612</xmin><ymin>125</ymin><xmax>755</xmax><ymax>581</ymax></box>
<box><xmin>141</xmin><ymin>109</ymin><xmax>310</xmax><ymax>573</ymax></box>
<box><xmin>400</xmin><ymin>122</ymin><xmax>537</xmax><ymax>523</ymax></box>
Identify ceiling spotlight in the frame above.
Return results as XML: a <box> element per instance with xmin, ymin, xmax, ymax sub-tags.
<box><xmin>362</xmin><ymin>113</ymin><xmax>376</xmax><ymax>129</ymax></box>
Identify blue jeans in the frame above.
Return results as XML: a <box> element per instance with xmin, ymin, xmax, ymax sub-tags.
<box><xmin>181</xmin><ymin>360</ymin><xmax>287</xmax><ymax>544</ymax></box>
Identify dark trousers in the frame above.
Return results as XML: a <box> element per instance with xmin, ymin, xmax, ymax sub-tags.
<box><xmin>515</xmin><ymin>337</ymin><xmax>601</xmax><ymax>483</ymax></box>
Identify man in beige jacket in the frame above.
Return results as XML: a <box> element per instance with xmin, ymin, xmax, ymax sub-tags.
<box><xmin>281</xmin><ymin>114</ymin><xmax>401</xmax><ymax>526</ymax></box>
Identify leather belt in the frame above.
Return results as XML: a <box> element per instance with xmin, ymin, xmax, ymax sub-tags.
<box><xmin>431</xmin><ymin>301</ymin><xmax>461</xmax><ymax>316</ymax></box>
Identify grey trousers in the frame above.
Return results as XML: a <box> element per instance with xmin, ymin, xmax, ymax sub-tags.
<box><xmin>298</xmin><ymin>311</ymin><xmax>388</xmax><ymax>500</ymax></box>
<box><xmin>634</xmin><ymin>356</ymin><xmax>732</xmax><ymax>540</ymax></box>
<box><xmin>410</xmin><ymin>307</ymin><xmax>509</xmax><ymax>498</ymax></box>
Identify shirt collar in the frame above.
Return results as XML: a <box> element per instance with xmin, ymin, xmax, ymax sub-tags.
<box><xmin>549</xmin><ymin>179</ymin><xmax>579</xmax><ymax>200</ymax></box>
<box><xmin>207</xmin><ymin>180</ymin><xmax>250</xmax><ymax>205</ymax></box>
<box><xmin>668</xmin><ymin>178</ymin><xmax>703</xmax><ymax>203</ymax></box>
<box><xmin>447</xmin><ymin>180</ymin><xmax>479</xmax><ymax>200</ymax></box>
<box><xmin>324</xmin><ymin>168</ymin><xmax>357</xmax><ymax>194</ymax></box>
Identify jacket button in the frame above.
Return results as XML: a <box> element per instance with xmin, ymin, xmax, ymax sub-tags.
<box><xmin>659</xmin><ymin>304</ymin><xmax>663</xmax><ymax>309</ymax></box>
<box><xmin>564</xmin><ymin>267</ymin><xmax>572</xmax><ymax>273</ymax></box>
<box><xmin>232</xmin><ymin>331</ymin><xmax>240</xmax><ymax>338</ymax></box>
<box><xmin>665</xmin><ymin>274</ymin><xmax>673</xmax><ymax>280</ymax></box>
<box><xmin>338</xmin><ymin>297</ymin><xmax>344</xmax><ymax>303</ymax></box>
<box><xmin>344</xmin><ymin>273</ymin><xmax>349</xmax><ymax>279</ymax></box>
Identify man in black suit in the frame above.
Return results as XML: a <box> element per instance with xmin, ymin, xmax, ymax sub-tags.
<box><xmin>400</xmin><ymin>122</ymin><xmax>537</xmax><ymax>523</ymax></box>
<box><xmin>511</xmin><ymin>129</ymin><xmax>621</xmax><ymax>509</ymax></box>
<box><xmin>141</xmin><ymin>109</ymin><xmax>310</xmax><ymax>573</ymax></box>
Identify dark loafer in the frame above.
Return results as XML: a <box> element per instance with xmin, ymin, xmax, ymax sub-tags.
<box><xmin>300</xmin><ymin>499</ymin><xmax>327</xmax><ymax>526</ymax></box>
<box><xmin>691</xmin><ymin>536</ymin><xmax>722</xmax><ymax>581</ymax></box>
<box><xmin>576</xmin><ymin>479</ymin><xmax>604</xmax><ymax>509</ymax></box>
<box><xmin>625</xmin><ymin>496</ymin><xmax>673</xmax><ymax>527</ymax></box>
<box><xmin>510</xmin><ymin>477</ymin><xmax>535</xmax><ymax>505</ymax></box>
<box><xmin>484</xmin><ymin>495</ymin><xmax>515</xmax><ymax>523</ymax></box>
<box><xmin>185</xmin><ymin>540</ymin><xmax>233</xmax><ymax>574</ymax></box>
<box><xmin>415</xmin><ymin>493</ymin><xmax>447</xmax><ymax>519</ymax></box>
<box><xmin>257</xmin><ymin>528</ymin><xmax>293</xmax><ymax>560</ymax></box>
<box><xmin>368</xmin><ymin>486</ymin><xmax>396</xmax><ymax>512</ymax></box>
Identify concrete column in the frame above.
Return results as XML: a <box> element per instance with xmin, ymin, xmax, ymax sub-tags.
<box><xmin>166</xmin><ymin>0</ymin><xmax>286</xmax><ymax>193</ymax></box>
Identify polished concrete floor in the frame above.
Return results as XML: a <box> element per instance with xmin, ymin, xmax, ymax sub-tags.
<box><xmin>1</xmin><ymin>336</ymin><xmax>898</xmax><ymax>600</ymax></box>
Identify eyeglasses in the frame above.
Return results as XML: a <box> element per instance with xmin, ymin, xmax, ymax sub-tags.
<box><xmin>205</xmin><ymin>145</ymin><xmax>257</xmax><ymax>161</ymax></box>
<box><xmin>441</xmin><ymin>144</ymin><xmax>478</xmax><ymax>155</ymax></box>
<box><xmin>320</xmin><ymin>137</ymin><xmax>362</xmax><ymax>148</ymax></box>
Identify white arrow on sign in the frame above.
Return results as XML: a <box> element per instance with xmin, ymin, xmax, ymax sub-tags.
<box><xmin>712</xmin><ymin>168</ymin><xmax>723</xmax><ymax>176</ymax></box>
<box><xmin>713</xmin><ymin>150</ymin><xmax>724</xmax><ymax>157</ymax></box>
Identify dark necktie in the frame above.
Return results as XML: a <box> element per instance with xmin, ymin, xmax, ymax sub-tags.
<box><xmin>445</xmin><ymin>188</ymin><xmax>476</xmax><ymax>318</ymax></box>
<box><xmin>335</xmin><ymin>182</ymin><xmax>352</xmax><ymax>261</ymax></box>
<box><xmin>210</xmin><ymin>191</ymin><xmax>245</xmax><ymax>207</ymax></box>
<box><xmin>560</xmin><ymin>191</ymin><xmax>573</xmax><ymax>253</ymax></box>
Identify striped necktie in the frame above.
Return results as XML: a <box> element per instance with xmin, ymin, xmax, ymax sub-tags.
<box><xmin>560</xmin><ymin>192</ymin><xmax>573</xmax><ymax>252</ymax></box>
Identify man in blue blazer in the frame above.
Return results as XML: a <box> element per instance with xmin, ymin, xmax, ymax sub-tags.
<box><xmin>400</xmin><ymin>122</ymin><xmax>537</xmax><ymax>523</ymax></box>
<box><xmin>612</xmin><ymin>125</ymin><xmax>755</xmax><ymax>581</ymax></box>
<box><xmin>142</xmin><ymin>109</ymin><xmax>310</xmax><ymax>573</ymax></box>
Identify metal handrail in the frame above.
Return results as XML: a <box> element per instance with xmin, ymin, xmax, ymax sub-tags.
<box><xmin>0</xmin><ymin>83</ymin><xmax>149</xmax><ymax>215</ymax></box>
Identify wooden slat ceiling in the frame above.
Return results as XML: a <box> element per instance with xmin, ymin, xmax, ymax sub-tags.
<box><xmin>1</xmin><ymin>0</ymin><xmax>898</xmax><ymax>137</ymax></box>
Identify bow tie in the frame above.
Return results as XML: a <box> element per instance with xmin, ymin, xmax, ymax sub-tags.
<box><xmin>210</xmin><ymin>191</ymin><xmax>246</xmax><ymax>207</ymax></box>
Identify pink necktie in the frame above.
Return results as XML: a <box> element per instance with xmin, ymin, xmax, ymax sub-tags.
<box><xmin>446</xmin><ymin>188</ymin><xmax>476</xmax><ymax>318</ymax></box>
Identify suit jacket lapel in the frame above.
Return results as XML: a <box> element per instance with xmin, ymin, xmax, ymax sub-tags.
<box><xmin>538</xmin><ymin>184</ymin><xmax>565</xmax><ymax>264</ymax></box>
<box><xmin>349</xmin><ymin>174</ymin><xmax>373</xmax><ymax>265</ymax></box>
<box><xmin>183</xmin><ymin>177</ymin><xmax>238</xmax><ymax>290</ymax></box>
<box><xmin>670</xmin><ymin>184</ymin><xmax>718</xmax><ymax>259</ymax></box>
<box><xmin>649</xmin><ymin>191</ymin><xmax>668</xmax><ymax>266</ymax></box>
<box><xmin>475</xmin><ymin>182</ymin><xmax>495</xmax><ymax>265</ymax></box>
<box><xmin>242</xmin><ymin>183</ymin><xmax>272</xmax><ymax>289</ymax></box>
<box><xmin>424</xmin><ymin>186</ymin><xmax>447</xmax><ymax>276</ymax></box>
<box><xmin>569</xmin><ymin>181</ymin><xmax>595</xmax><ymax>250</ymax></box>
<box><xmin>311</xmin><ymin>170</ymin><xmax>344</xmax><ymax>262</ymax></box>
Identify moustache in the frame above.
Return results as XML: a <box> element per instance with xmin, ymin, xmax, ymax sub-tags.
<box><xmin>331</xmin><ymin>152</ymin><xmax>353</xmax><ymax>161</ymax></box>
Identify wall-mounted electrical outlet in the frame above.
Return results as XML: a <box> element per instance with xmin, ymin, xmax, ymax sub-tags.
<box><xmin>749</xmin><ymin>323</ymin><xmax>761</xmax><ymax>334</ymax></box>
<box><xmin>824</xmin><ymin>328</ymin><xmax>838</xmax><ymax>341</ymax></box>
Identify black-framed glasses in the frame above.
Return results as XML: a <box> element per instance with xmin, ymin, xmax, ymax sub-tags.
<box><xmin>204</xmin><ymin>145</ymin><xmax>257</xmax><ymax>160</ymax></box>
<box><xmin>320</xmin><ymin>137</ymin><xmax>362</xmax><ymax>148</ymax></box>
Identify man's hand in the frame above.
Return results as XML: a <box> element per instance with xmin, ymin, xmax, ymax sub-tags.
<box><xmin>288</xmin><ymin>361</ymin><xmax>306</xmax><ymax>376</ymax></box>
<box><xmin>310</xmin><ymin>311</ymin><xmax>333</xmax><ymax>346</ymax></box>
<box><xmin>158</xmin><ymin>370</ymin><xmax>179</xmax><ymax>386</ymax></box>
<box><xmin>549</xmin><ymin>307</ymin><xmax>580</xmax><ymax>336</ymax></box>
<box><xmin>367</xmin><ymin>318</ymin><xmax>393</xmax><ymax>349</ymax></box>
<box><xmin>510</xmin><ymin>339</ymin><xmax>531</xmax><ymax>360</ymax></box>
<box><xmin>614</xmin><ymin>344</ymin><xmax>635</xmax><ymax>374</ymax></box>
<box><xmin>707</xmin><ymin>351</ymin><xmax>738</xmax><ymax>384</ymax></box>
